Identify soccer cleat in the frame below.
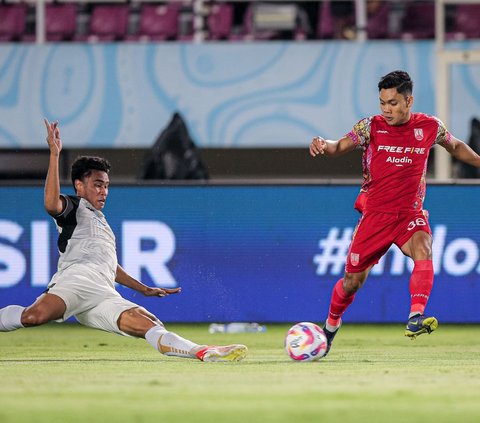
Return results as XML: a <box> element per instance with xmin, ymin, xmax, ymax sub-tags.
<box><xmin>322</xmin><ymin>322</ymin><xmax>341</xmax><ymax>357</ymax></box>
<box><xmin>404</xmin><ymin>314</ymin><xmax>438</xmax><ymax>339</ymax></box>
<box><xmin>195</xmin><ymin>344</ymin><xmax>248</xmax><ymax>362</ymax></box>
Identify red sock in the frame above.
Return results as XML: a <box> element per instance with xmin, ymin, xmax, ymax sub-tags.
<box><xmin>409</xmin><ymin>260</ymin><xmax>434</xmax><ymax>316</ymax></box>
<box><xmin>327</xmin><ymin>279</ymin><xmax>356</xmax><ymax>326</ymax></box>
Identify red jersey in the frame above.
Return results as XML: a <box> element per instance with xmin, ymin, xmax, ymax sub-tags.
<box><xmin>347</xmin><ymin>113</ymin><xmax>451</xmax><ymax>213</ymax></box>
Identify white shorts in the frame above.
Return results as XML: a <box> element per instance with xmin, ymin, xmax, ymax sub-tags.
<box><xmin>46</xmin><ymin>264</ymin><xmax>139</xmax><ymax>336</ymax></box>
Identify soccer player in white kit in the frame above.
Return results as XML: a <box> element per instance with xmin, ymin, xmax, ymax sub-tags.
<box><xmin>0</xmin><ymin>119</ymin><xmax>247</xmax><ymax>363</ymax></box>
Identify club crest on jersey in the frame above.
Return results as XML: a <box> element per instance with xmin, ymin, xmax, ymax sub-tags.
<box><xmin>414</xmin><ymin>128</ymin><xmax>424</xmax><ymax>141</ymax></box>
<box><xmin>350</xmin><ymin>253</ymin><xmax>360</xmax><ymax>266</ymax></box>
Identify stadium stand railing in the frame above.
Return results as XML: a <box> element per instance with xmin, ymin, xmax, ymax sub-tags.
<box><xmin>4</xmin><ymin>0</ymin><xmax>480</xmax><ymax>44</ymax></box>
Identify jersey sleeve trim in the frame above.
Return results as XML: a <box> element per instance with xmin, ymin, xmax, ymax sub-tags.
<box><xmin>345</xmin><ymin>116</ymin><xmax>373</xmax><ymax>148</ymax></box>
<box><xmin>54</xmin><ymin>195</ymin><xmax>79</xmax><ymax>227</ymax></box>
<box><xmin>432</xmin><ymin>116</ymin><xmax>452</xmax><ymax>145</ymax></box>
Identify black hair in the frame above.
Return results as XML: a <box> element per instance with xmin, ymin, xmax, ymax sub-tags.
<box><xmin>71</xmin><ymin>156</ymin><xmax>111</xmax><ymax>189</ymax></box>
<box><xmin>378</xmin><ymin>70</ymin><xmax>413</xmax><ymax>97</ymax></box>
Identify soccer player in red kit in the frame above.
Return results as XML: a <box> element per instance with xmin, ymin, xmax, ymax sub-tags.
<box><xmin>309</xmin><ymin>70</ymin><xmax>480</xmax><ymax>356</ymax></box>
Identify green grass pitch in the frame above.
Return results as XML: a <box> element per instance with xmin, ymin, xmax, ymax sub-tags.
<box><xmin>1</xmin><ymin>323</ymin><xmax>479</xmax><ymax>423</ymax></box>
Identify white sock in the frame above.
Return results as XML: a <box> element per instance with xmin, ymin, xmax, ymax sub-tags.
<box><xmin>145</xmin><ymin>325</ymin><xmax>200</xmax><ymax>358</ymax></box>
<box><xmin>0</xmin><ymin>305</ymin><xmax>25</xmax><ymax>332</ymax></box>
<box><xmin>325</xmin><ymin>320</ymin><xmax>341</xmax><ymax>333</ymax></box>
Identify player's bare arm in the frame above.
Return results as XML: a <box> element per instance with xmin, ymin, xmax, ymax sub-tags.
<box><xmin>44</xmin><ymin>118</ymin><xmax>65</xmax><ymax>216</ymax></box>
<box><xmin>439</xmin><ymin>136</ymin><xmax>480</xmax><ymax>168</ymax></box>
<box><xmin>115</xmin><ymin>264</ymin><xmax>181</xmax><ymax>297</ymax></box>
<box><xmin>310</xmin><ymin>135</ymin><xmax>356</xmax><ymax>158</ymax></box>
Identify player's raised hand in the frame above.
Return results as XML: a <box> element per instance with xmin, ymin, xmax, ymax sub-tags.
<box><xmin>143</xmin><ymin>286</ymin><xmax>182</xmax><ymax>298</ymax></box>
<box><xmin>44</xmin><ymin>118</ymin><xmax>62</xmax><ymax>156</ymax></box>
<box><xmin>310</xmin><ymin>136</ymin><xmax>327</xmax><ymax>157</ymax></box>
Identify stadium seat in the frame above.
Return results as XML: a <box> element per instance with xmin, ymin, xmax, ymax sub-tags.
<box><xmin>366</xmin><ymin>1</ymin><xmax>391</xmax><ymax>39</ymax></box>
<box><xmin>0</xmin><ymin>3</ymin><xmax>27</xmax><ymax>42</ymax></box>
<box><xmin>83</xmin><ymin>4</ymin><xmax>130</xmax><ymax>42</ymax></box>
<box><xmin>207</xmin><ymin>3</ymin><xmax>233</xmax><ymax>40</ymax></box>
<box><xmin>449</xmin><ymin>5</ymin><xmax>480</xmax><ymax>40</ymax></box>
<box><xmin>318</xmin><ymin>0</ymin><xmax>390</xmax><ymax>40</ymax></box>
<box><xmin>130</xmin><ymin>3</ymin><xmax>180</xmax><ymax>41</ymax></box>
<box><xmin>317</xmin><ymin>0</ymin><xmax>356</xmax><ymax>39</ymax></box>
<box><xmin>46</xmin><ymin>3</ymin><xmax>77</xmax><ymax>42</ymax></box>
<box><xmin>400</xmin><ymin>2</ymin><xmax>435</xmax><ymax>40</ymax></box>
<box><xmin>316</xmin><ymin>0</ymin><xmax>334</xmax><ymax>39</ymax></box>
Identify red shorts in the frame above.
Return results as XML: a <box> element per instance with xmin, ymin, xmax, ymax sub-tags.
<box><xmin>345</xmin><ymin>209</ymin><xmax>432</xmax><ymax>273</ymax></box>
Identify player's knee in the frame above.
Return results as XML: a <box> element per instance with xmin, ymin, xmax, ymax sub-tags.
<box><xmin>21</xmin><ymin>308</ymin><xmax>51</xmax><ymax>327</ymax></box>
<box><xmin>122</xmin><ymin>308</ymin><xmax>137</xmax><ymax>319</ymax></box>
<box><xmin>409</xmin><ymin>231</ymin><xmax>433</xmax><ymax>260</ymax></box>
<box><xmin>411</xmin><ymin>242</ymin><xmax>432</xmax><ymax>260</ymax></box>
<box><xmin>417</xmin><ymin>245</ymin><xmax>432</xmax><ymax>260</ymax></box>
<box><xmin>117</xmin><ymin>308</ymin><xmax>163</xmax><ymax>338</ymax></box>
<box><xmin>136</xmin><ymin>307</ymin><xmax>162</xmax><ymax>325</ymax></box>
<box><xmin>343</xmin><ymin>274</ymin><xmax>364</xmax><ymax>294</ymax></box>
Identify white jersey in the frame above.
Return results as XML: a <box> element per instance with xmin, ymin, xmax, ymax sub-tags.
<box><xmin>52</xmin><ymin>195</ymin><xmax>118</xmax><ymax>285</ymax></box>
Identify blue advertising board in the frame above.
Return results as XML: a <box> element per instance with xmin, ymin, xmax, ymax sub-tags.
<box><xmin>1</xmin><ymin>184</ymin><xmax>479</xmax><ymax>323</ymax></box>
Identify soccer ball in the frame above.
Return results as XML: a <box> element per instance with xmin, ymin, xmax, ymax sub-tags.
<box><xmin>285</xmin><ymin>322</ymin><xmax>328</xmax><ymax>362</ymax></box>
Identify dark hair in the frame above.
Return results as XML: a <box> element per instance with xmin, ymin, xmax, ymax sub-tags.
<box><xmin>71</xmin><ymin>156</ymin><xmax>111</xmax><ymax>189</ymax></box>
<box><xmin>378</xmin><ymin>70</ymin><xmax>413</xmax><ymax>97</ymax></box>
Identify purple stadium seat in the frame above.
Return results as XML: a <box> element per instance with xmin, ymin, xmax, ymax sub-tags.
<box><xmin>46</xmin><ymin>4</ymin><xmax>77</xmax><ymax>42</ymax></box>
<box><xmin>130</xmin><ymin>3</ymin><xmax>180</xmax><ymax>41</ymax></box>
<box><xmin>449</xmin><ymin>5</ymin><xmax>480</xmax><ymax>40</ymax></box>
<box><xmin>0</xmin><ymin>4</ymin><xmax>27</xmax><ymax>42</ymax></box>
<box><xmin>317</xmin><ymin>0</ymin><xmax>334</xmax><ymax>39</ymax></box>
<box><xmin>318</xmin><ymin>0</ymin><xmax>389</xmax><ymax>40</ymax></box>
<box><xmin>400</xmin><ymin>2</ymin><xmax>435</xmax><ymax>40</ymax></box>
<box><xmin>366</xmin><ymin>1</ymin><xmax>391</xmax><ymax>39</ymax></box>
<box><xmin>84</xmin><ymin>4</ymin><xmax>130</xmax><ymax>42</ymax></box>
<box><xmin>317</xmin><ymin>0</ymin><xmax>358</xmax><ymax>39</ymax></box>
<box><xmin>207</xmin><ymin>3</ymin><xmax>233</xmax><ymax>40</ymax></box>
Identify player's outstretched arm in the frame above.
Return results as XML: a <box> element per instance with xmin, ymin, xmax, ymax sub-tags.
<box><xmin>439</xmin><ymin>136</ymin><xmax>480</xmax><ymax>168</ymax></box>
<box><xmin>115</xmin><ymin>265</ymin><xmax>181</xmax><ymax>297</ymax></box>
<box><xmin>310</xmin><ymin>135</ymin><xmax>356</xmax><ymax>158</ymax></box>
<box><xmin>44</xmin><ymin>118</ymin><xmax>64</xmax><ymax>216</ymax></box>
